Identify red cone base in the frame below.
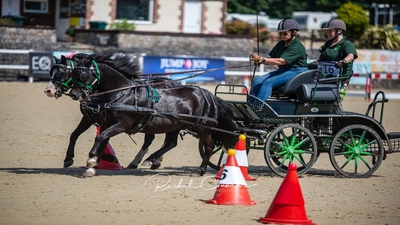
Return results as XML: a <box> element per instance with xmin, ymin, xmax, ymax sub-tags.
<box><xmin>259</xmin><ymin>206</ymin><xmax>314</xmax><ymax>224</ymax></box>
<box><xmin>259</xmin><ymin>164</ymin><xmax>314</xmax><ymax>224</ymax></box>
<box><xmin>97</xmin><ymin>143</ymin><xmax>123</xmax><ymax>170</ymax></box>
<box><xmin>96</xmin><ymin>126</ymin><xmax>123</xmax><ymax>170</ymax></box>
<box><xmin>206</xmin><ymin>184</ymin><xmax>256</xmax><ymax>206</ymax></box>
<box><xmin>240</xmin><ymin>166</ymin><xmax>257</xmax><ymax>181</ymax></box>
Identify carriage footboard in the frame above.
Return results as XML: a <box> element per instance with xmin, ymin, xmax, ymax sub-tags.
<box><xmin>229</xmin><ymin>102</ymin><xmax>260</xmax><ymax>122</ymax></box>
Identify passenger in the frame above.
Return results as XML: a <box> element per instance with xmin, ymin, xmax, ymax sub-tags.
<box><xmin>316</xmin><ymin>19</ymin><xmax>358</xmax><ymax>102</ymax></box>
<box><xmin>249</xmin><ymin>19</ymin><xmax>308</xmax><ymax>101</ymax></box>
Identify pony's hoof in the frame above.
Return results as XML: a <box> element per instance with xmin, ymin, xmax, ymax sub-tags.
<box><xmin>126</xmin><ymin>162</ymin><xmax>138</xmax><ymax>169</ymax></box>
<box><xmin>86</xmin><ymin>158</ymin><xmax>97</xmax><ymax>168</ymax></box>
<box><xmin>190</xmin><ymin>169</ymin><xmax>204</xmax><ymax>177</ymax></box>
<box><xmin>63</xmin><ymin>160</ymin><xmax>73</xmax><ymax>168</ymax></box>
<box><xmin>190</xmin><ymin>172</ymin><xmax>201</xmax><ymax>177</ymax></box>
<box><xmin>141</xmin><ymin>160</ymin><xmax>152</xmax><ymax>167</ymax></box>
<box><xmin>150</xmin><ymin>160</ymin><xmax>161</xmax><ymax>170</ymax></box>
<box><xmin>83</xmin><ymin>168</ymin><xmax>96</xmax><ymax>177</ymax></box>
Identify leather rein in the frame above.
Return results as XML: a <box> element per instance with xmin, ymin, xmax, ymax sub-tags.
<box><xmin>83</xmin><ymin>63</ymin><xmax>249</xmax><ymax>99</ymax></box>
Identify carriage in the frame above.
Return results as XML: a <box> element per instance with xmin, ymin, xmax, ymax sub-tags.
<box><xmin>47</xmin><ymin>52</ymin><xmax>400</xmax><ymax>178</ymax></box>
<box><xmin>197</xmin><ymin>62</ymin><xmax>400</xmax><ymax>178</ymax></box>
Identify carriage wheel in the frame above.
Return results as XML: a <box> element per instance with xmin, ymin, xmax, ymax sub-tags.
<box><xmin>329</xmin><ymin>124</ymin><xmax>384</xmax><ymax>178</ymax></box>
<box><xmin>264</xmin><ymin>124</ymin><xmax>318</xmax><ymax>177</ymax></box>
<box><xmin>198</xmin><ymin>140</ymin><xmax>250</xmax><ymax>170</ymax></box>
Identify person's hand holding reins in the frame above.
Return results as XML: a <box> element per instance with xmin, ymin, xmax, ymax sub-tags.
<box><xmin>334</xmin><ymin>59</ymin><xmax>346</xmax><ymax>68</ymax></box>
<box><xmin>249</xmin><ymin>53</ymin><xmax>264</xmax><ymax>65</ymax></box>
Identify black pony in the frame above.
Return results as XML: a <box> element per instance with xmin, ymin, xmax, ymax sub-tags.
<box><xmin>68</xmin><ymin>51</ymin><xmax>237</xmax><ymax>177</ymax></box>
<box><xmin>44</xmin><ymin>54</ymin><xmax>180</xmax><ymax>169</ymax></box>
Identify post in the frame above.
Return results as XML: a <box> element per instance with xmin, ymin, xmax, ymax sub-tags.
<box><xmin>365</xmin><ymin>73</ymin><xmax>372</xmax><ymax>102</ymax></box>
<box><xmin>310</xmin><ymin>30</ymin><xmax>315</xmax><ymax>49</ymax></box>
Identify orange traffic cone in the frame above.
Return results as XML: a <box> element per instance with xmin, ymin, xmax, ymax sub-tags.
<box><xmin>96</xmin><ymin>126</ymin><xmax>123</xmax><ymax>171</ymax></box>
<box><xmin>206</xmin><ymin>149</ymin><xmax>256</xmax><ymax>206</ymax></box>
<box><xmin>259</xmin><ymin>164</ymin><xmax>314</xmax><ymax>224</ymax></box>
<box><xmin>215</xmin><ymin>134</ymin><xmax>257</xmax><ymax>181</ymax></box>
<box><xmin>242</xmin><ymin>75</ymin><xmax>250</xmax><ymax>94</ymax></box>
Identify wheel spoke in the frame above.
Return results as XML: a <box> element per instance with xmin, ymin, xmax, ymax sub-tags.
<box><xmin>279</xmin><ymin>130</ymin><xmax>290</xmax><ymax>146</ymax></box>
<box><xmin>290</xmin><ymin>128</ymin><xmax>298</xmax><ymax>146</ymax></box>
<box><xmin>293</xmin><ymin>154</ymin><xmax>307</xmax><ymax>167</ymax></box>
<box><xmin>358</xmin><ymin>156</ymin><xmax>372</xmax><ymax>170</ymax></box>
<box><xmin>293</xmin><ymin>136</ymin><xmax>310</xmax><ymax>149</ymax></box>
<box><xmin>340</xmin><ymin>154</ymin><xmax>354</xmax><ymax>169</ymax></box>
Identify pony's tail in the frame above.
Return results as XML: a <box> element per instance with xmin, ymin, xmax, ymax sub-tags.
<box><xmin>212</xmin><ymin>97</ymin><xmax>238</xmax><ymax>149</ymax></box>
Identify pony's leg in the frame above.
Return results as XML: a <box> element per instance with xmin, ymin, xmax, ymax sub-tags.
<box><xmin>142</xmin><ymin>130</ymin><xmax>180</xmax><ymax>170</ymax></box>
<box><xmin>192</xmin><ymin>130</ymin><xmax>214</xmax><ymax>177</ymax></box>
<box><xmin>83</xmin><ymin>124</ymin><xmax>124</xmax><ymax>177</ymax></box>
<box><xmin>64</xmin><ymin>116</ymin><xmax>92</xmax><ymax>168</ymax></box>
<box><xmin>126</xmin><ymin>134</ymin><xmax>155</xmax><ymax>169</ymax></box>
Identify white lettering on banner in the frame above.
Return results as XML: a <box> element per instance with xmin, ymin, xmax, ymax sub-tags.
<box><xmin>32</xmin><ymin>56</ymin><xmax>51</xmax><ymax>70</ymax></box>
<box><xmin>160</xmin><ymin>58</ymin><xmax>209</xmax><ymax>69</ymax></box>
<box><xmin>353</xmin><ymin>62</ymin><xmax>371</xmax><ymax>74</ymax></box>
<box><xmin>160</xmin><ymin>58</ymin><xmax>185</xmax><ymax>69</ymax></box>
<box><xmin>192</xmin><ymin>59</ymin><xmax>209</xmax><ymax>69</ymax></box>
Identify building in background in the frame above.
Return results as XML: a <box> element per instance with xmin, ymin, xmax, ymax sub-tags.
<box><xmin>0</xmin><ymin>0</ymin><xmax>227</xmax><ymax>41</ymax></box>
<box><xmin>227</xmin><ymin>12</ymin><xmax>281</xmax><ymax>30</ymax></box>
<box><xmin>292</xmin><ymin>11</ymin><xmax>337</xmax><ymax>32</ymax></box>
<box><xmin>369</xmin><ymin>3</ymin><xmax>400</xmax><ymax>29</ymax></box>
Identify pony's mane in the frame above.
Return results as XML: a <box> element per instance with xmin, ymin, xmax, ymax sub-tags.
<box><xmin>76</xmin><ymin>51</ymin><xmax>141</xmax><ymax>79</ymax></box>
<box><xmin>95</xmin><ymin>51</ymin><xmax>141</xmax><ymax>79</ymax></box>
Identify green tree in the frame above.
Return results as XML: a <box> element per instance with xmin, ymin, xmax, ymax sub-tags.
<box><xmin>225</xmin><ymin>20</ymin><xmax>254</xmax><ymax>35</ymax></box>
<box><xmin>356</xmin><ymin>24</ymin><xmax>400</xmax><ymax>49</ymax></box>
<box><xmin>336</xmin><ymin>3</ymin><xmax>369</xmax><ymax>41</ymax></box>
<box><xmin>227</xmin><ymin>0</ymin><xmax>374</xmax><ymax>18</ymax></box>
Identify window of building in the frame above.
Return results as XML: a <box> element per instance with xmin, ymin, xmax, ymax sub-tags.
<box><xmin>116</xmin><ymin>0</ymin><xmax>153</xmax><ymax>24</ymax></box>
<box><xmin>24</xmin><ymin>0</ymin><xmax>48</xmax><ymax>13</ymax></box>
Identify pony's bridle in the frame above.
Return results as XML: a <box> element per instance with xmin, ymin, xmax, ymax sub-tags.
<box><xmin>72</xmin><ymin>60</ymin><xmax>101</xmax><ymax>97</ymax></box>
<box><xmin>49</xmin><ymin>59</ymin><xmax>75</xmax><ymax>96</ymax></box>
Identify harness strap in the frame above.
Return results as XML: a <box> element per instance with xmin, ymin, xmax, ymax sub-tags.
<box><xmin>129</xmin><ymin>85</ymin><xmax>157</xmax><ymax>134</ymax></box>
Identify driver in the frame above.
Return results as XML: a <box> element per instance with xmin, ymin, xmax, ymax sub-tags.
<box><xmin>249</xmin><ymin>19</ymin><xmax>308</xmax><ymax>101</ymax></box>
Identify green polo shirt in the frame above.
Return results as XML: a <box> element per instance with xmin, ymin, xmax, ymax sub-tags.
<box><xmin>319</xmin><ymin>36</ymin><xmax>358</xmax><ymax>78</ymax></box>
<box><xmin>269</xmin><ymin>37</ymin><xmax>307</xmax><ymax>69</ymax></box>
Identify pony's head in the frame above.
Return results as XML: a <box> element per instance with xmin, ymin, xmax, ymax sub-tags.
<box><xmin>69</xmin><ymin>51</ymin><xmax>141</xmax><ymax>101</ymax></box>
<box><xmin>69</xmin><ymin>56</ymin><xmax>101</xmax><ymax>101</ymax></box>
<box><xmin>44</xmin><ymin>55</ymin><xmax>75</xmax><ymax>98</ymax></box>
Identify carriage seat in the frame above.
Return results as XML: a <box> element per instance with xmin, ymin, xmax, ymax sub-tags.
<box><xmin>296</xmin><ymin>83</ymin><xmax>339</xmax><ymax>103</ymax></box>
<box><xmin>271</xmin><ymin>67</ymin><xmax>323</xmax><ymax>98</ymax></box>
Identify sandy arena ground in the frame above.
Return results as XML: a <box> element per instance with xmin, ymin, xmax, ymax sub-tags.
<box><xmin>0</xmin><ymin>82</ymin><xmax>399</xmax><ymax>225</ymax></box>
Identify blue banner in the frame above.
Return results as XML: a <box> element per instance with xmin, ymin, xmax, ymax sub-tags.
<box><xmin>143</xmin><ymin>56</ymin><xmax>225</xmax><ymax>82</ymax></box>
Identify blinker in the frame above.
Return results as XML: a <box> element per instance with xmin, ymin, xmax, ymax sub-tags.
<box><xmin>80</xmin><ymin>71</ymin><xmax>90</xmax><ymax>81</ymax></box>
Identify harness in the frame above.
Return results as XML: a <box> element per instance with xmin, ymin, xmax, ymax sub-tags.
<box><xmin>80</xmin><ymin>81</ymin><xmax>161</xmax><ymax>134</ymax></box>
<box><xmin>74</xmin><ymin>56</ymin><xmax>228</xmax><ymax>136</ymax></box>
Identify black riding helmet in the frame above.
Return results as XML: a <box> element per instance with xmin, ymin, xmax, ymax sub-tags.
<box><xmin>277</xmin><ymin>19</ymin><xmax>300</xmax><ymax>44</ymax></box>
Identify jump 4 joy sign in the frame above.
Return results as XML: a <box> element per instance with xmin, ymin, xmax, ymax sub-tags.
<box><xmin>142</xmin><ymin>56</ymin><xmax>225</xmax><ymax>83</ymax></box>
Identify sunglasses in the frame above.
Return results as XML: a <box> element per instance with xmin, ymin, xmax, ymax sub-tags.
<box><xmin>279</xmin><ymin>31</ymin><xmax>290</xmax><ymax>36</ymax></box>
